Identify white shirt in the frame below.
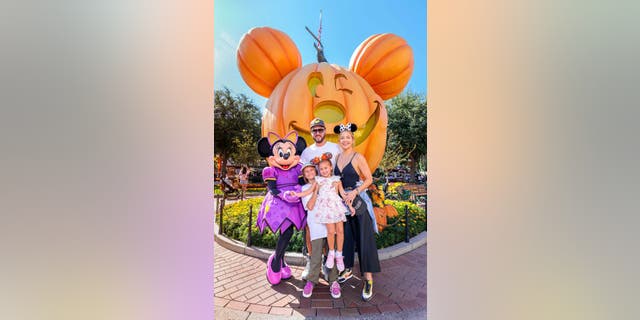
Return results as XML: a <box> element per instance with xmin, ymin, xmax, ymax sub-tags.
<box><xmin>300</xmin><ymin>141</ymin><xmax>341</xmax><ymax>169</ymax></box>
<box><xmin>300</xmin><ymin>183</ymin><xmax>327</xmax><ymax>241</ymax></box>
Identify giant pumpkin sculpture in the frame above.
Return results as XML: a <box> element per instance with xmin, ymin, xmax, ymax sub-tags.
<box><xmin>237</xmin><ymin>27</ymin><xmax>414</xmax><ymax>170</ymax></box>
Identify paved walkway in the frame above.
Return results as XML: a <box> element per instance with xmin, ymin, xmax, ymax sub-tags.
<box><xmin>214</xmin><ymin>240</ymin><xmax>426</xmax><ymax>319</ymax></box>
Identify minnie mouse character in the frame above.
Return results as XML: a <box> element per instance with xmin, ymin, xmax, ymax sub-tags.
<box><xmin>257</xmin><ymin>131</ymin><xmax>307</xmax><ymax>285</ymax></box>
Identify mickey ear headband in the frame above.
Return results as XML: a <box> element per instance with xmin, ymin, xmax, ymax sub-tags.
<box><xmin>310</xmin><ymin>152</ymin><xmax>332</xmax><ymax>165</ymax></box>
<box><xmin>333</xmin><ymin>123</ymin><xmax>358</xmax><ymax>134</ymax></box>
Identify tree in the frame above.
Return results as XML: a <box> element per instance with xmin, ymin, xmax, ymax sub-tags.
<box><xmin>214</xmin><ymin>87</ymin><xmax>262</xmax><ymax>178</ymax></box>
<box><xmin>231</xmin><ymin>129</ymin><xmax>261</xmax><ymax>167</ymax></box>
<box><xmin>386</xmin><ymin>90</ymin><xmax>427</xmax><ymax>180</ymax></box>
<box><xmin>378</xmin><ymin>143</ymin><xmax>414</xmax><ymax>174</ymax></box>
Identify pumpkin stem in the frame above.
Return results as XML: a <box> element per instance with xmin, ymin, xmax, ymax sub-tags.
<box><xmin>305</xmin><ymin>26</ymin><xmax>328</xmax><ymax>63</ymax></box>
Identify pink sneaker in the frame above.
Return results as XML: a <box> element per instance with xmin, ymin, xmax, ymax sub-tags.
<box><xmin>302</xmin><ymin>281</ymin><xmax>314</xmax><ymax>298</ymax></box>
<box><xmin>330</xmin><ymin>281</ymin><xmax>341</xmax><ymax>299</ymax></box>
<box><xmin>325</xmin><ymin>251</ymin><xmax>335</xmax><ymax>269</ymax></box>
<box><xmin>335</xmin><ymin>255</ymin><xmax>345</xmax><ymax>272</ymax></box>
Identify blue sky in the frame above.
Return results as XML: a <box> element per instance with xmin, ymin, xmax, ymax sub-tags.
<box><xmin>214</xmin><ymin>0</ymin><xmax>427</xmax><ymax>106</ymax></box>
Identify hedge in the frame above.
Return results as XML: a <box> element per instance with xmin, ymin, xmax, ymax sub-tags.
<box><xmin>216</xmin><ymin>197</ymin><xmax>426</xmax><ymax>251</ymax></box>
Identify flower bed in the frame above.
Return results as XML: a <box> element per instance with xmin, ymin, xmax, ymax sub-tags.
<box><xmin>217</xmin><ymin>197</ymin><xmax>426</xmax><ymax>251</ymax></box>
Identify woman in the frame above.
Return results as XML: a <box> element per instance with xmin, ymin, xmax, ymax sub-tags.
<box><xmin>332</xmin><ymin>123</ymin><xmax>380</xmax><ymax>301</ymax></box>
<box><xmin>238</xmin><ymin>165</ymin><xmax>249</xmax><ymax>200</ymax></box>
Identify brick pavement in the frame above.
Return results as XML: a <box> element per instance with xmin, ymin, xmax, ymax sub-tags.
<box><xmin>214</xmin><ymin>240</ymin><xmax>426</xmax><ymax>319</ymax></box>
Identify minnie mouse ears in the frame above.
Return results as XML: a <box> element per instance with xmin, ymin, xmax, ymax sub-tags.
<box><xmin>333</xmin><ymin>123</ymin><xmax>358</xmax><ymax>134</ymax></box>
<box><xmin>310</xmin><ymin>152</ymin><xmax>332</xmax><ymax>165</ymax></box>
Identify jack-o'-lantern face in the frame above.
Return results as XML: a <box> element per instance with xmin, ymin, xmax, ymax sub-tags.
<box><xmin>237</xmin><ymin>27</ymin><xmax>413</xmax><ymax>170</ymax></box>
<box><xmin>268</xmin><ymin>63</ymin><xmax>387</xmax><ymax>164</ymax></box>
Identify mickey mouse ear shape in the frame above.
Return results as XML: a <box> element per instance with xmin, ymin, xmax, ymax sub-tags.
<box><xmin>349</xmin><ymin>33</ymin><xmax>414</xmax><ymax>100</ymax></box>
<box><xmin>334</xmin><ymin>123</ymin><xmax>358</xmax><ymax>134</ymax></box>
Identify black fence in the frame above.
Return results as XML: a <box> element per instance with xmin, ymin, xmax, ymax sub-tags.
<box><xmin>215</xmin><ymin>190</ymin><xmax>427</xmax><ymax>246</ymax></box>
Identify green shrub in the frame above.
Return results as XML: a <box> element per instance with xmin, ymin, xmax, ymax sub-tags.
<box><xmin>217</xmin><ymin>197</ymin><xmax>426</xmax><ymax>251</ymax></box>
<box><xmin>217</xmin><ymin>197</ymin><xmax>302</xmax><ymax>251</ymax></box>
<box><xmin>385</xmin><ymin>182</ymin><xmax>412</xmax><ymax>200</ymax></box>
<box><xmin>375</xmin><ymin>200</ymin><xmax>427</xmax><ymax>248</ymax></box>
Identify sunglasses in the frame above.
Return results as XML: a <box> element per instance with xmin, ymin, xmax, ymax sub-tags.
<box><xmin>311</xmin><ymin>128</ymin><xmax>325</xmax><ymax>133</ymax></box>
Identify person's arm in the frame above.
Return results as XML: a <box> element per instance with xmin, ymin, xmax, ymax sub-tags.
<box><xmin>336</xmin><ymin>180</ymin><xmax>347</xmax><ymax>198</ymax></box>
<box><xmin>305</xmin><ymin>183</ymin><xmax>319</xmax><ymax>210</ymax></box>
<box><xmin>355</xmin><ymin>153</ymin><xmax>373</xmax><ymax>192</ymax></box>
<box><xmin>295</xmin><ymin>184</ymin><xmax>315</xmax><ymax>198</ymax></box>
<box><xmin>262</xmin><ymin>167</ymin><xmax>280</xmax><ymax>196</ymax></box>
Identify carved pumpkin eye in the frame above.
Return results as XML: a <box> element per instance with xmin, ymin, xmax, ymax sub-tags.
<box><xmin>334</xmin><ymin>74</ymin><xmax>352</xmax><ymax>94</ymax></box>
<box><xmin>307</xmin><ymin>72</ymin><xmax>323</xmax><ymax>97</ymax></box>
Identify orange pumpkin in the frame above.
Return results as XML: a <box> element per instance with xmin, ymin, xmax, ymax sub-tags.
<box><xmin>236</xmin><ymin>27</ymin><xmax>302</xmax><ymax>97</ymax></box>
<box><xmin>349</xmin><ymin>34</ymin><xmax>414</xmax><ymax>100</ymax></box>
<box><xmin>237</xmin><ymin>27</ymin><xmax>414</xmax><ymax>170</ymax></box>
<box><xmin>373</xmin><ymin>207</ymin><xmax>388</xmax><ymax>232</ymax></box>
<box><xmin>384</xmin><ymin>205</ymin><xmax>398</xmax><ymax>218</ymax></box>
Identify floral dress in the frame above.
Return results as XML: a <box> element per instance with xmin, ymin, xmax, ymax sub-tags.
<box><xmin>314</xmin><ymin>176</ymin><xmax>348</xmax><ymax>224</ymax></box>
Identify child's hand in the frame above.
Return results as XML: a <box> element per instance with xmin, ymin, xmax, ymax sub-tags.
<box><xmin>350</xmin><ymin>206</ymin><xmax>356</xmax><ymax>216</ymax></box>
<box><xmin>282</xmin><ymin>190</ymin><xmax>300</xmax><ymax>203</ymax></box>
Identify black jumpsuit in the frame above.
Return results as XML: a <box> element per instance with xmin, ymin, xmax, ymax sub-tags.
<box><xmin>335</xmin><ymin>154</ymin><xmax>381</xmax><ymax>275</ymax></box>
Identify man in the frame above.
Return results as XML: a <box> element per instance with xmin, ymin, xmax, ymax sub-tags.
<box><xmin>299</xmin><ymin>118</ymin><xmax>342</xmax><ymax>281</ymax></box>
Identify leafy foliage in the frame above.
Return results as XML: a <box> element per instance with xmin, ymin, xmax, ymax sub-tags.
<box><xmin>218</xmin><ymin>197</ymin><xmax>426</xmax><ymax>250</ymax></box>
<box><xmin>375</xmin><ymin>200</ymin><xmax>427</xmax><ymax>248</ymax></box>
<box><xmin>231</xmin><ymin>129</ymin><xmax>262</xmax><ymax>167</ymax></box>
<box><xmin>378</xmin><ymin>143</ymin><xmax>414</xmax><ymax>173</ymax></box>
<box><xmin>386</xmin><ymin>90</ymin><xmax>427</xmax><ymax>176</ymax></box>
<box><xmin>214</xmin><ymin>87</ymin><xmax>262</xmax><ymax>175</ymax></box>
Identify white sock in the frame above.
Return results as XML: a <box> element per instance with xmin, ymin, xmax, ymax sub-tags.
<box><xmin>336</xmin><ymin>251</ymin><xmax>342</xmax><ymax>257</ymax></box>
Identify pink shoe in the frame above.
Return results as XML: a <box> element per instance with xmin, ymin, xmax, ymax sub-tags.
<box><xmin>281</xmin><ymin>260</ymin><xmax>292</xmax><ymax>280</ymax></box>
<box><xmin>302</xmin><ymin>281</ymin><xmax>314</xmax><ymax>298</ymax></box>
<box><xmin>325</xmin><ymin>251</ymin><xmax>335</xmax><ymax>269</ymax></box>
<box><xmin>266</xmin><ymin>254</ymin><xmax>282</xmax><ymax>285</ymax></box>
<box><xmin>335</xmin><ymin>255</ymin><xmax>345</xmax><ymax>272</ymax></box>
<box><xmin>330</xmin><ymin>281</ymin><xmax>341</xmax><ymax>299</ymax></box>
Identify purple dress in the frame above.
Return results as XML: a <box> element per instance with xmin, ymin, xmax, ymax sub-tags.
<box><xmin>257</xmin><ymin>164</ymin><xmax>307</xmax><ymax>233</ymax></box>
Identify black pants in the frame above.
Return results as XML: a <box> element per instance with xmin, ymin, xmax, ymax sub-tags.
<box><xmin>271</xmin><ymin>226</ymin><xmax>294</xmax><ymax>272</ymax></box>
<box><xmin>343</xmin><ymin>206</ymin><xmax>381</xmax><ymax>275</ymax></box>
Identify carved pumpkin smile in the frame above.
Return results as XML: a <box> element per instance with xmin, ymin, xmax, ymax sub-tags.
<box><xmin>288</xmin><ymin>101</ymin><xmax>381</xmax><ymax>147</ymax></box>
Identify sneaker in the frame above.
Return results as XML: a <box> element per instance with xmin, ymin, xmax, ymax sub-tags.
<box><xmin>335</xmin><ymin>255</ymin><xmax>345</xmax><ymax>272</ymax></box>
<box><xmin>301</xmin><ymin>255</ymin><xmax>311</xmax><ymax>281</ymax></box>
<box><xmin>330</xmin><ymin>281</ymin><xmax>341</xmax><ymax>299</ymax></box>
<box><xmin>325</xmin><ymin>250</ymin><xmax>335</xmax><ymax>269</ymax></box>
<box><xmin>337</xmin><ymin>268</ymin><xmax>352</xmax><ymax>284</ymax></box>
<box><xmin>362</xmin><ymin>280</ymin><xmax>373</xmax><ymax>301</ymax></box>
<box><xmin>302</xmin><ymin>281</ymin><xmax>314</xmax><ymax>298</ymax></box>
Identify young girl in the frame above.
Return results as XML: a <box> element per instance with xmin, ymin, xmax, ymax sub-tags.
<box><xmin>294</xmin><ymin>153</ymin><xmax>351</xmax><ymax>272</ymax></box>
<box><xmin>295</xmin><ymin>162</ymin><xmax>342</xmax><ymax>299</ymax></box>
